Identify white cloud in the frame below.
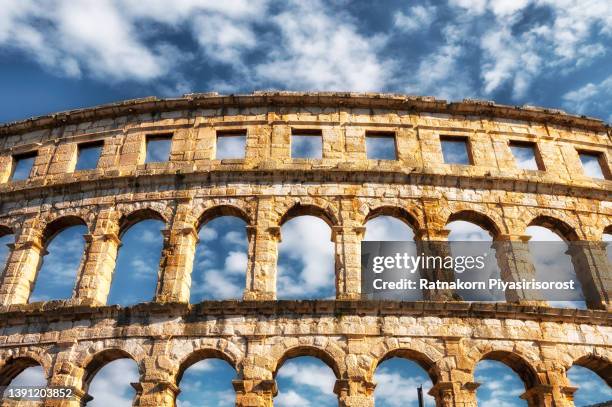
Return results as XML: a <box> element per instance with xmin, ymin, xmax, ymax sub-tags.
<box><xmin>224</xmin><ymin>230</ymin><xmax>247</xmax><ymax>246</ymax></box>
<box><xmin>447</xmin><ymin>221</ymin><xmax>491</xmax><ymax>241</ymax></box>
<box><xmin>192</xmin><ymin>269</ymin><xmax>242</xmax><ymax>299</ymax></box>
<box><xmin>224</xmin><ymin>251</ymin><xmax>247</xmax><ymax>274</ymax></box>
<box><xmin>363</xmin><ymin>216</ymin><xmax>415</xmax><ymax>241</ymax></box>
<box><xmin>394</xmin><ymin>5</ymin><xmax>437</xmax><ymax>33</ymax></box>
<box><xmin>374</xmin><ymin>366</ymin><xmax>434</xmax><ymax>407</ymax></box>
<box><xmin>130</xmin><ymin>256</ymin><xmax>157</xmax><ymax>279</ymax></box>
<box><xmin>253</xmin><ymin>0</ymin><xmax>392</xmax><ymax>91</ymax></box>
<box><xmin>277</xmin><ymin>361</ymin><xmax>336</xmax><ymax>395</ymax></box>
<box><xmin>6</xmin><ymin>366</ymin><xmax>46</xmax><ymax>387</ymax></box>
<box><xmin>562</xmin><ymin>75</ymin><xmax>612</xmax><ymax>119</ymax></box>
<box><xmin>277</xmin><ymin>216</ymin><xmax>334</xmax><ymax>297</ymax></box>
<box><xmin>88</xmin><ymin>359</ymin><xmax>139</xmax><ymax>407</ymax></box>
<box><xmin>200</xmin><ymin>227</ymin><xmax>219</xmax><ymax>241</ymax></box>
<box><xmin>275</xmin><ymin>390</ymin><xmax>310</xmax><ymax>407</ymax></box>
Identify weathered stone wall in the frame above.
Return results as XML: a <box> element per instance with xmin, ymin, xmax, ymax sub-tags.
<box><xmin>0</xmin><ymin>93</ymin><xmax>609</xmax><ymax>406</ymax></box>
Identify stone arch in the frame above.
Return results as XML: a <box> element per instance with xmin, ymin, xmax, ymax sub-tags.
<box><xmin>279</xmin><ymin>202</ymin><xmax>339</xmax><ymax>228</ymax></box>
<box><xmin>0</xmin><ymin>224</ymin><xmax>13</xmax><ymax>238</ymax></box>
<box><xmin>373</xmin><ymin>348</ymin><xmax>441</xmax><ymax>385</ymax></box>
<box><xmin>475</xmin><ymin>350</ymin><xmax>540</xmax><ymax>389</ymax></box>
<box><xmin>446</xmin><ymin>210</ymin><xmax>502</xmax><ymax>239</ymax></box>
<box><xmin>273</xmin><ymin>345</ymin><xmax>342</xmax><ymax>379</ymax></box>
<box><xmin>364</xmin><ymin>205</ymin><xmax>421</xmax><ymax>231</ymax></box>
<box><xmin>0</xmin><ymin>348</ymin><xmax>52</xmax><ymax>386</ymax></box>
<box><xmin>41</xmin><ymin>215</ymin><xmax>88</xmax><ymax>247</ymax></box>
<box><xmin>270</xmin><ymin>338</ymin><xmax>345</xmax><ymax>379</ymax></box>
<box><xmin>526</xmin><ymin>214</ymin><xmax>581</xmax><ymax>241</ymax></box>
<box><xmin>176</xmin><ymin>348</ymin><xmax>238</xmax><ymax>383</ymax></box>
<box><xmin>170</xmin><ymin>338</ymin><xmax>244</xmax><ymax>377</ymax></box>
<box><xmin>197</xmin><ymin>204</ymin><xmax>252</xmax><ymax>230</ymax></box>
<box><xmin>572</xmin><ymin>354</ymin><xmax>612</xmax><ymax>387</ymax></box>
<box><xmin>82</xmin><ymin>348</ymin><xmax>142</xmax><ymax>389</ymax></box>
<box><xmin>118</xmin><ymin>208</ymin><xmax>167</xmax><ymax>237</ymax></box>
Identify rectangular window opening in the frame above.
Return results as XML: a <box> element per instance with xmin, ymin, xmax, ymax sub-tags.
<box><xmin>216</xmin><ymin>131</ymin><xmax>246</xmax><ymax>159</ymax></box>
<box><xmin>578</xmin><ymin>151</ymin><xmax>609</xmax><ymax>180</ymax></box>
<box><xmin>366</xmin><ymin>131</ymin><xmax>397</xmax><ymax>160</ymax></box>
<box><xmin>509</xmin><ymin>141</ymin><xmax>543</xmax><ymax>171</ymax></box>
<box><xmin>440</xmin><ymin>136</ymin><xmax>471</xmax><ymax>165</ymax></box>
<box><xmin>145</xmin><ymin>134</ymin><xmax>173</xmax><ymax>163</ymax></box>
<box><xmin>10</xmin><ymin>152</ymin><xmax>36</xmax><ymax>181</ymax></box>
<box><xmin>75</xmin><ymin>141</ymin><xmax>103</xmax><ymax>171</ymax></box>
<box><xmin>291</xmin><ymin>130</ymin><xmax>323</xmax><ymax>159</ymax></box>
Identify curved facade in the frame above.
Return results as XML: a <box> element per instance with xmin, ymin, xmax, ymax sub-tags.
<box><xmin>0</xmin><ymin>92</ymin><xmax>610</xmax><ymax>406</ymax></box>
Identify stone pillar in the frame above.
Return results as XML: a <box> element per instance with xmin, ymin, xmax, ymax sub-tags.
<box><xmin>244</xmin><ymin>198</ymin><xmax>278</xmax><ymax>300</ymax></box>
<box><xmin>43</xmin><ymin>344</ymin><xmax>91</xmax><ymax>407</ymax></box>
<box><xmin>132</xmin><ymin>380</ymin><xmax>178</xmax><ymax>407</ymax></box>
<box><xmin>521</xmin><ymin>384</ymin><xmax>556</xmax><ymax>407</ymax></box>
<box><xmin>428</xmin><ymin>381</ymin><xmax>458</xmax><ymax>407</ymax></box>
<box><xmin>416</xmin><ymin>228</ymin><xmax>457</xmax><ymax>301</ymax></box>
<box><xmin>566</xmin><ymin>241</ymin><xmax>611</xmax><ymax>310</ymax></box>
<box><xmin>74</xmin><ymin>208</ymin><xmax>120</xmax><ymax>305</ymax></box>
<box><xmin>494</xmin><ymin>234</ymin><xmax>546</xmax><ymax>304</ymax></box>
<box><xmin>333</xmin><ymin>225</ymin><xmax>366</xmax><ymax>300</ymax></box>
<box><xmin>234</xmin><ymin>379</ymin><xmax>276</xmax><ymax>407</ymax></box>
<box><xmin>428</xmin><ymin>381</ymin><xmax>480</xmax><ymax>407</ymax></box>
<box><xmin>334</xmin><ymin>377</ymin><xmax>375</xmax><ymax>407</ymax></box>
<box><xmin>0</xmin><ymin>218</ymin><xmax>44</xmax><ymax>305</ymax></box>
<box><xmin>156</xmin><ymin>201</ymin><xmax>198</xmax><ymax>303</ymax></box>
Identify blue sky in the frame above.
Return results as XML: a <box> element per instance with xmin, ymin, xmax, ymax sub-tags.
<box><xmin>1</xmin><ymin>0</ymin><xmax>611</xmax><ymax>405</ymax></box>
<box><xmin>0</xmin><ymin>0</ymin><xmax>611</xmax><ymax>124</ymax></box>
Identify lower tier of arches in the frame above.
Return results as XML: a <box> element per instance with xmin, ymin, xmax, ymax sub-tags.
<box><xmin>0</xmin><ymin>302</ymin><xmax>610</xmax><ymax>407</ymax></box>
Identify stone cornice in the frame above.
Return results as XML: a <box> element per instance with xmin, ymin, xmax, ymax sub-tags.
<box><xmin>0</xmin><ymin>169</ymin><xmax>610</xmax><ymax>207</ymax></box>
<box><xmin>0</xmin><ymin>92</ymin><xmax>609</xmax><ymax>136</ymax></box>
<box><xmin>0</xmin><ymin>300</ymin><xmax>609</xmax><ymax>328</ymax></box>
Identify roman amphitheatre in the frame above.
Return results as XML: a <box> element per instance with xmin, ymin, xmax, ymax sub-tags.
<box><xmin>0</xmin><ymin>92</ymin><xmax>609</xmax><ymax>406</ymax></box>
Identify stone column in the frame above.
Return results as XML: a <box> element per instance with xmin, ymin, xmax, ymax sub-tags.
<box><xmin>132</xmin><ymin>380</ymin><xmax>179</xmax><ymax>407</ymax></box>
<box><xmin>243</xmin><ymin>198</ymin><xmax>278</xmax><ymax>301</ymax></box>
<box><xmin>234</xmin><ymin>379</ymin><xmax>276</xmax><ymax>407</ymax></box>
<box><xmin>439</xmin><ymin>338</ymin><xmax>480</xmax><ymax>407</ymax></box>
<box><xmin>566</xmin><ymin>241</ymin><xmax>611</xmax><ymax>310</ymax></box>
<box><xmin>428</xmin><ymin>381</ymin><xmax>459</xmax><ymax>407</ymax></box>
<box><xmin>333</xmin><ymin>225</ymin><xmax>366</xmax><ymax>300</ymax></box>
<box><xmin>494</xmin><ymin>234</ymin><xmax>546</xmax><ymax>304</ymax></box>
<box><xmin>155</xmin><ymin>201</ymin><xmax>198</xmax><ymax>303</ymax></box>
<box><xmin>43</xmin><ymin>344</ymin><xmax>91</xmax><ymax>407</ymax></box>
<box><xmin>416</xmin><ymin>228</ymin><xmax>457</xmax><ymax>301</ymax></box>
<box><xmin>520</xmin><ymin>384</ymin><xmax>556</xmax><ymax>407</ymax></box>
<box><xmin>74</xmin><ymin>208</ymin><xmax>120</xmax><ymax>305</ymax></box>
<box><xmin>0</xmin><ymin>218</ymin><xmax>44</xmax><ymax>305</ymax></box>
<box><xmin>334</xmin><ymin>377</ymin><xmax>375</xmax><ymax>407</ymax></box>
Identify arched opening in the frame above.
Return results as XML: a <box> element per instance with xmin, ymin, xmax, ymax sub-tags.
<box><xmin>526</xmin><ymin>220</ymin><xmax>585</xmax><ymax>309</ymax></box>
<box><xmin>84</xmin><ymin>351</ymin><xmax>139</xmax><ymax>406</ymax></box>
<box><xmin>474</xmin><ymin>359</ymin><xmax>528</xmax><ymax>406</ymax></box>
<box><xmin>191</xmin><ymin>214</ymin><xmax>248</xmax><ymax>302</ymax></box>
<box><xmin>0</xmin><ymin>357</ymin><xmax>47</xmax><ymax>397</ymax></box>
<box><xmin>447</xmin><ymin>218</ymin><xmax>500</xmax><ymax>302</ymax></box>
<box><xmin>568</xmin><ymin>360</ymin><xmax>612</xmax><ymax>405</ymax></box>
<box><xmin>363</xmin><ymin>210</ymin><xmax>420</xmax><ymax>300</ymax></box>
<box><xmin>107</xmin><ymin>210</ymin><xmax>165</xmax><ymax>306</ymax></box>
<box><xmin>603</xmin><ymin>228</ymin><xmax>612</xmax><ymax>265</ymax></box>
<box><xmin>364</xmin><ymin>207</ymin><xmax>419</xmax><ymax>241</ymax></box>
<box><xmin>30</xmin><ymin>216</ymin><xmax>88</xmax><ymax>302</ymax></box>
<box><xmin>277</xmin><ymin>210</ymin><xmax>334</xmax><ymax>299</ymax></box>
<box><xmin>0</xmin><ymin>225</ymin><xmax>14</xmax><ymax>277</ymax></box>
<box><xmin>374</xmin><ymin>356</ymin><xmax>436</xmax><ymax>407</ymax></box>
<box><xmin>274</xmin><ymin>348</ymin><xmax>338</xmax><ymax>407</ymax></box>
<box><xmin>176</xmin><ymin>350</ymin><xmax>237</xmax><ymax>407</ymax></box>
